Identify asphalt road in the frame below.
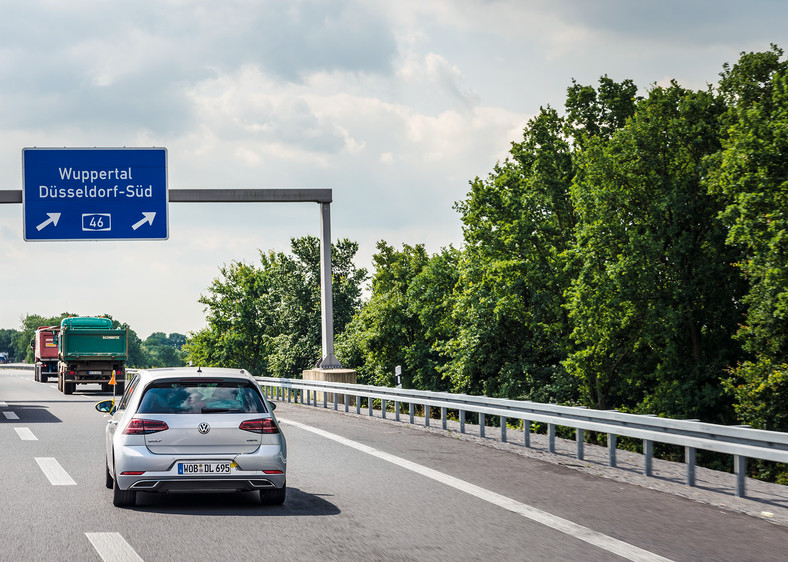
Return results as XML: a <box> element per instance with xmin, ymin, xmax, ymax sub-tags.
<box><xmin>2</xmin><ymin>368</ymin><xmax>787</xmax><ymax>561</ymax></box>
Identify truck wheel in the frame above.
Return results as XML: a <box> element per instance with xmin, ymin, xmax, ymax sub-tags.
<box><xmin>115</xmin><ymin>380</ymin><xmax>125</xmax><ymax>394</ymax></box>
<box><xmin>63</xmin><ymin>382</ymin><xmax>74</xmax><ymax>395</ymax></box>
<box><xmin>40</xmin><ymin>372</ymin><xmax>48</xmax><ymax>383</ymax></box>
<box><xmin>113</xmin><ymin>473</ymin><xmax>136</xmax><ymax>507</ymax></box>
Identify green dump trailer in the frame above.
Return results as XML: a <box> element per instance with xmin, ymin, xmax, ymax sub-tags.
<box><xmin>57</xmin><ymin>317</ymin><xmax>128</xmax><ymax>395</ymax></box>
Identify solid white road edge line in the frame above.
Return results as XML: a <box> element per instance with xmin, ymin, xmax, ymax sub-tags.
<box><xmin>14</xmin><ymin>427</ymin><xmax>37</xmax><ymax>440</ymax></box>
<box><xmin>86</xmin><ymin>532</ymin><xmax>145</xmax><ymax>562</ymax></box>
<box><xmin>279</xmin><ymin>417</ymin><xmax>673</xmax><ymax>562</ymax></box>
<box><xmin>35</xmin><ymin>457</ymin><xmax>77</xmax><ymax>485</ymax></box>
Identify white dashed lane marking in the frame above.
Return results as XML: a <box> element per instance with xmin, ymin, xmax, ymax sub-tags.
<box><xmin>3</xmin><ymin>411</ymin><xmax>19</xmax><ymax>419</ymax></box>
<box><xmin>35</xmin><ymin>457</ymin><xmax>76</xmax><ymax>485</ymax></box>
<box><xmin>86</xmin><ymin>533</ymin><xmax>144</xmax><ymax>562</ymax></box>
<box><xmin>14</xmin><ymin>427</ymin><xmax>37</xmax><ymax>440</ymax></box>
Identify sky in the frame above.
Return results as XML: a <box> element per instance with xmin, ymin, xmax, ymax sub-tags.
<box><xmin>1</xmin><ymin>0</ymin><xmax>786</xmax><ymax>340</ymax></box>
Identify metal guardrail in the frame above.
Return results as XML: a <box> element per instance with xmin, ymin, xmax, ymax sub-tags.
<box><xmin>257</xmin><ymin>376</ymin><xmax>788</xmax><ymax>498</ymax></box>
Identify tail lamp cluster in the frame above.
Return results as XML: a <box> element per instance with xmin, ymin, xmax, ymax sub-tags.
<box><xmin>123</xmin><ymin>418</ymin><xmax>279</xmax><ymax>434</ymax></box>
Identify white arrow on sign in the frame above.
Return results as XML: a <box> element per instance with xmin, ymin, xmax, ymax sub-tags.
<box><xmin>131</xmin><ymin>212</ymin><xmax>156</xmax><ymax>230</ymax></box>
<box><xmin>36</xmin><ymin>213</ymin><xmax>61</xmax><ymax>231</ymax></box>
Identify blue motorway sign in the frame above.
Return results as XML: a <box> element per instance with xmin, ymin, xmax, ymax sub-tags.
<box><xmin>23</xmin><ymin>147</ymin><xmax>168</xmax><ymax>241</ymax></box>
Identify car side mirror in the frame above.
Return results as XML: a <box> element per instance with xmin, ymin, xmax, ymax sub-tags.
<box><xmin>95</xmin><ymin>399</ymin><xmax>116</xmax><ymax>415</ymax></box>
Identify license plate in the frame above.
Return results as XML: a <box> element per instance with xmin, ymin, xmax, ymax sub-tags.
<box><xmin>178</xmin><ymin>462</ymin><xmax>232</xmax><ymax>475</ymax></box>
<box><xmin>88</xmin><ymin>371</ymin><xmax>103</xmax><ymax>375</ymax></box>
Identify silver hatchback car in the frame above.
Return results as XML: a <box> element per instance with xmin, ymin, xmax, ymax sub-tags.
<box><xmin>96</xmin><ymin>367</ymin><xmax>286</xmax><ymax>507</ymax></box>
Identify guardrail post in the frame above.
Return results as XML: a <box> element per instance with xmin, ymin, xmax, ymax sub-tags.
<box><xmin>356</xmin><ymin>395</ymin><xmax>361</xmax><ymax>415</ymax></box>
<box><xmin>441</xmin><ymin>407</ymin><xmax>447</xmax><ymax>430</ymax></box>
<box><xmin>608</xmin><ymin>433</ymin><xmax>617</xmax><ymax>467</ymax></box>
<box><xmin>288</xmin><ymin>388</ymin><xmax>292</xmax><ymax>403</ymax></box>
<box><xmin>313</xmin><ymin>390</ymin><xmax>318</xmax><ymax>407</ymax></box>
<box><xmin>344</xmin><ymin>393</ymin><xmax>349</xmax><ymax>413</ymax></box>
<box><xmin>735</xmin><ymin>455</ymin><xmax>747</xmax><ymax>497</ymax></box>
<box><xmin>368</xmin><ymin>397</ymin><xmax>373</xmax><ymax>417</ymax></box>
<box><xmin>382</xmin><ymin>400</ymin><xmax>387</xmax><ymax>419</ymax></box>
<box><xmin>333</xmin><ymin>393</ymin><xmax>338</xmax><ymax>410</ymax></box>
<box><xmin>395</xmin><ymin>401</ymin><xmax>400</xmax><ymax>422</ymax></box>
<box><xmin>425</xmin><ymin>405</ymin><xmax>430</xmax><ymax>427</ymax></box>
<box><xmin>524</xmin><ymin>420</ymin><xmax>530</xmax><ymax>448</ymax></box>
<box><xmin>576</xmin><ymin>428</ymin><xmax>584</xmax><ymax>460</ymax></box>
<box><xmin>501</xmin><ymin>416</ymin><xmax>507</xmax><ymax>443</ymax></box>
<box><xmin>409</xmin><ymin>403</ymin><xmax>415</xmax><ymax>424</ymax></box>
<box><xmin>686</xmin><ymin>446</ymin><xmax>696</xmax><ymax>487</ymax></box>
<box><xmin>460</xmin><ymin>410</ymin><xmax>465</xmax><ymax>434</ymax></box>
<box><xmin>644</xmin><ymin>440</ymin><xmax>653</xmax><ymax>476</ymax></box>
<box><xmin>479</xmin><ymin>413</ymin><xmax>485</xmax><ymax>438</ymax></box>
<box><xmin>548</xmin><ymin>423</ymin><xmax>556</xmax><ymax>453</ymax></box>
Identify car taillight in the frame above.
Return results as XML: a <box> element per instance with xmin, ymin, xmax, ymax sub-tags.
<box><xmin>239</xmin><ymin>418</ymin><xmax>279</xmax><ymax>434</ymax></box>
<box><xmin>124</xmin><ymin>418</ymin><xmax>169</xmax><ymax>435</ymax></box>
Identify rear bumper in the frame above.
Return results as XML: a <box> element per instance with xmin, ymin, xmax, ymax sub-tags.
<box><xmin>113</xmin><ymin>444</ymin><xmax>287</xmax><ymax>492</ymax></box>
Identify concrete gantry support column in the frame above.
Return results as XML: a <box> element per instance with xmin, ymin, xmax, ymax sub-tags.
<box><xmin>317</xmin><ymin>201</ymin><xmax>341</xmax><ymax>369</ymax></box>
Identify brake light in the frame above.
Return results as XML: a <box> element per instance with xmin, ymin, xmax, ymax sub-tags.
<box><xmin>239</xmin><ymin>418</ymin><xmax>279</xmax><ymax>434</ymax></box>
<box><xmin>121</xmin><ymin>471</ymin><xmax>145</xmax><ymax>475</ymax></box>
<box><xmin>124</xmin><ymin>418</ymin><xmax>169</xmax><ymax>435</ymax></box>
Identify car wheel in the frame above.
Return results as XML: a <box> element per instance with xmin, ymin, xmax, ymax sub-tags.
<box><xmin>105</xmin><ymin>459</ymin><xmax>113</xmax><ymax>489</ymax></box>
<box><xmin>260</xmin><ymin>483</ymin><xmax>286</xmax><ymax>505</ymax></box>
<box><xmin>112</xmin><ymin>472</ymin><xmax>136</xmax><ymax>507</ymax></box>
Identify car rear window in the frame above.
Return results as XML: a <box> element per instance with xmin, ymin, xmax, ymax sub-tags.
<box><xmin>137</xmin><ymin>380</ymin><xmax>267</xmax><ymax>414</ymax></box>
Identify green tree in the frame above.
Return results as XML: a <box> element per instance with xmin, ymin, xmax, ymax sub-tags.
<box><xmin>186</xmin><ymin>236</ymin><xmax>366</xmax><ymax>377</ymax></box>
<box><xmin>0</xmin><ymin>328</ymin><xmax>18</xmax><ymax>360</ymax></box>
<box><xmin>708</xmin><ymin>46</ymin><xmax>788</xmax><ymax>432</ymax></box>
<box><xmin>337</xmin><ymin>243</ymin><xmax>458</xmax><ymax>389</ymax></box>
<box><xmin>141</xmin><ymin>332</ymin><xmax>187</xmax><ymax>367</ymax></box>
<box><xmin>566</xmin><ymin>82</ymin><xmax>743</xmax><ymax>421</ymax></box>
<box><xmin>565</xmin><ymin>75</ymin><xmax>640</xmax><ymax>143</ymax></box>
<box><xmin>447</xmin><ymin>106</ymin><xmax>578</xmax><ymax>401</ymax></box>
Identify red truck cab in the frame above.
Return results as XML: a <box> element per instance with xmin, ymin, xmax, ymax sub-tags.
<box><xmin>33</xmin><ymin>326</ymin><xmax>60</xmax><ymax>383</ymax></box>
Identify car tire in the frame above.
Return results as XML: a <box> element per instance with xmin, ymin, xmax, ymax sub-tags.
<box><xmin>112</xmin><ymin>473</ymin><xmax>136</xmax><ymax>507</ymax></box>
<box><xmin>260</xmin><ymin>483</ymin><xmax>286</xmax><ymax>505</ymax></box>
<box><xmin>105</xmin><ymin>460</ymin><xmax>113</xmax><ymax>489</ymax></box>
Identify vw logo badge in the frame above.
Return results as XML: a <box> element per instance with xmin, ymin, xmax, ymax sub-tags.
<box><xmin>198</xmin><ymin>422</ymin><xmax>210</xmax><ymax>434</ymax></box>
